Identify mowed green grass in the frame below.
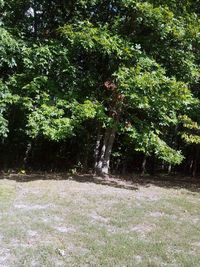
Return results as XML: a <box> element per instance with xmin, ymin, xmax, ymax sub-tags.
<box><xmin>0</xmin><ymin>175</ymin><xmax>200</xmax><ymax>267</ymax></box>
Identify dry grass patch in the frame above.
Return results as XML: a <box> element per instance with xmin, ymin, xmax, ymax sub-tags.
<box><xmin>0</xmin><ymin>174</ymin><xmax>200</xmax><ymax>266</ymax></box>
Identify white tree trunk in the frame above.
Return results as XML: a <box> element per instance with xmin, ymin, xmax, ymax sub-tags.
<box><xmin>95</xmin><ymin>128</ymin><xmax>116</xmax><ymax>176</ymax></box>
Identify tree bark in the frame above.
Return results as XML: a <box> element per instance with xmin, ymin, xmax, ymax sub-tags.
<box><xmin>168</xmin><ymin>164</ymin><xmax>172</xmax><ymax>175</ymax></box>
<box><xmin>95</xmin><ymin>128</ymin><xmax>116</xmax><ymax>176</ymax></box>
<box><xmin>141</xmin><ymin>155</ymin><xmax>147</xmax><ymax>176</ymax></box>
<box><xmin>33</xmin><ymin>1</ymin><xmax>38</xmax><ymax>37</ymax></box>
<box><xmin>94</xmin><ymin>128</ymin><xmax>103</xmax><ymax>170</ymax></box>
<box><xmin>24</xmin><ymin>142</ymin><xmax>32</xmax><ymax>168</ymax></box>
<box><xmin>83</xmin><ymin>132</ymin><xmax>90</xmax><ymax>171</ymax></box>
<box><xmin>192</xmin><ymin>146</ymin><xmax>199</xmax><ymax>178</ymax></box>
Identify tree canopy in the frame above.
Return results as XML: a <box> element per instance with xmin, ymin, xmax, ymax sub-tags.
<box><xmin>0</xmin><ymin>0</ymin><xmax>199</xmax><ymax>175</ymax></box>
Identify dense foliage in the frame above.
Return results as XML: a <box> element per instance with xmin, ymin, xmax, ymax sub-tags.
<box><xmin>0</xmin><ymin>0</ymin><xmax>199</xmax><ymax>176</ymax></box>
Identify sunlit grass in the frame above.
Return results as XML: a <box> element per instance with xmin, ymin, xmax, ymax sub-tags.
<box><xmin>0</xmin><ymin>176</ymin><xmax>200</xmax><ymax>266</ymax></box>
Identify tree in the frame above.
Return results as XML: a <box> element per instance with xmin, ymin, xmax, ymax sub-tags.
<box><xmin>0</xmin><ymin>0</ymin><xmax>199</xmax><ymax>175</ymax></box>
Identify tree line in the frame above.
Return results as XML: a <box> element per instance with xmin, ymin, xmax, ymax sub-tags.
<box><xmin>0</xmin><ymin>0</ymin><xmax>199</xmax><ymax>176</ymax></box>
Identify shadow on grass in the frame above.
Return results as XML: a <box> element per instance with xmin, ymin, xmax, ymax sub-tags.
<box><xmin>121</xmin><ymin>174</ymin><xmax>200</xmax><ymax>193</ymax></box>
<box><xmin>0</xmin><ymin>173</ymin><xmax>138</xmax><ymax>191</ymax></box>
<box><xmin>1</xmin><ymin>172</ymin><xmax>200</xmax><ymax>193</ymax></box>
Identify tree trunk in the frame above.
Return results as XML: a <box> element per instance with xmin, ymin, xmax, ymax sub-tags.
<box><xmin>149</xmin><ymin>154</ymin><xmax>155</xmax><ymax>176</ymax></box>
<box><xmin>94</xmin><ymin>127</ymin><xmax>103</xmax><ymax>170</ymax></box>
<box><xmin>83</xmin><ymin>132</ymin><xmax>90</xmax><ymax>171</ymax></box>
<box><xmin>95</xmin><ymin>128</ymin><xmax>116</xmax><ymax>176</ymax></box>
<box><xmin>141</xmin><ymin>155</ymin><xmax>147</xmax><ymax>176</ymax></box>
<box><xmin>24</xmin><ymin>142</ymin><xmax>32</xmax><ymax>169</ymax></box>
<box><xmin>122</xmin><ymin>162</ymin><xmax>127</xmax><ymax>175</ymax></box>
<box><xmin>168</xmin><ymin>164</ymin><xmax>172</xmax><ymax>175</ymax></box>
<box><xmin>33</xmin><ymin>1</ymin><xmax>38</xmax><ymax>37</ymax></box>
<box><xmin>192</xmin><ymin>146</ymin><xmax>199</xmax><ymax>178</ymax></box>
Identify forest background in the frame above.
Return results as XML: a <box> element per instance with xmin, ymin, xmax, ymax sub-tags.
<box><xmin>0</xmin><ymin>0</ymin><xmax>199</xmax><ymax>176</ymax></box>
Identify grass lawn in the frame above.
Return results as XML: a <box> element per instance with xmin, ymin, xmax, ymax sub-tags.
<box><xmin>0</xmin><ymin>174</ymin><xmax>200</xmax><ymax>267</ymax></box>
